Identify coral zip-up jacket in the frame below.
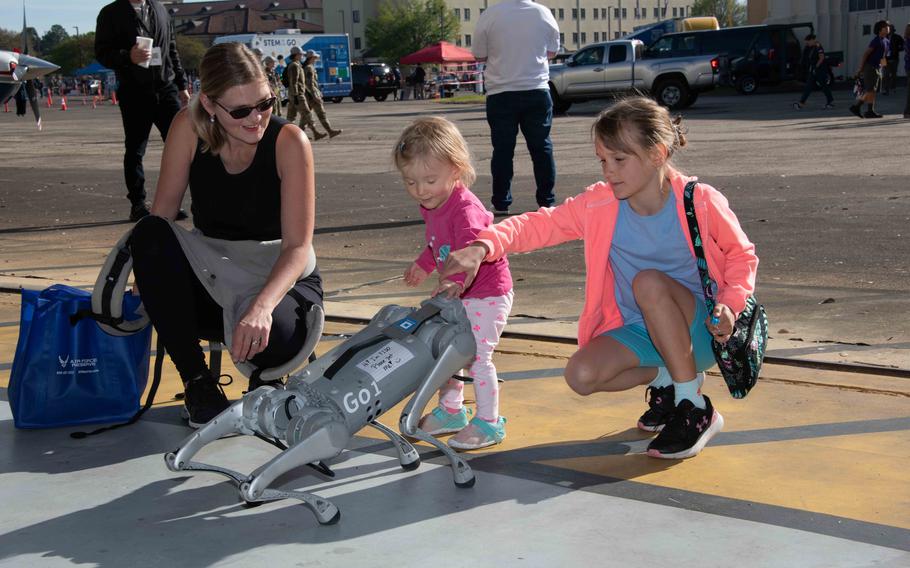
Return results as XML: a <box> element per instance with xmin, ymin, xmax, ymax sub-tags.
<box><xmin>474</xmin><ymin>170</ymin><xmax>758</xmax><ymax>347</ymax></box>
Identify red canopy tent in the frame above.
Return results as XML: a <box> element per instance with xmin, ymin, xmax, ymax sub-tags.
<box><xmin>399</xmin><ymin>41</ymin><xmax>476</xmax><ymax>64</ymax></box>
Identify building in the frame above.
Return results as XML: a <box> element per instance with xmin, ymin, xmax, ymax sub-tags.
<box><xmin>322</xmin><ymin>1</ymin><xmax>696</xmax><ymax>59</ymax></box>
<box><xmin>164</xmin><ymin>1</ymin><xmax>697</xmax><ymax>58</ymax></box>
<box><xmin>752</xmin><ymin>0</ymin><xmax>910</xmax><ymax>74</ymax></box>
<box><xmin>163</xmin><ymin>0</ymin><xmax>324</xmax><ymax>44</ymax></box>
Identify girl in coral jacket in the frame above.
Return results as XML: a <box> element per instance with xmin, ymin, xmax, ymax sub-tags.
<box><xmin>440</xmin><ymin>97</ymin><xmax>759</xmax><ymax>459</ymax></box>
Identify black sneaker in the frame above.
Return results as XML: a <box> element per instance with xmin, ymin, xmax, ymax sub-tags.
<box><xmin>863</xmin><ymin>110</ymin><xmax>883</xmax><ymax>118</ymax></box>
<box><xmin>848</xmin><ymin>104</ymin><xmax>863</xmax><ymax>118</ymax></box>
<box><xmin>637</xmin><ymin>384</ymin><xmax>675</xmax><ymax>432</ymax></box>
<box><xmin>129</xmin><ymin>202</ymin><xmax>151</xmax><ymax>222</ymax></box>
<box><xmin>175</xmin><ymin>208</ymin><xmax>189</xmax><ymax>221</ymax></box>
<box><xmin>646</xmin><ymin>395</ymin><xmax>724</xmax><ymax>459</ymax></box>
<box><xmin>182</xmin><ymin>372</ymin><xmax>230</xmax><ymax>428</ymax></box>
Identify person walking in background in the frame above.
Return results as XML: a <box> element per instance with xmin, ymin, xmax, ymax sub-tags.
<box><xmin>392</xmin><ymin>66</ymin><xmax>402</xmax><ymax>101</ymax></box>
<box><xmin>284</xmin><ymin>46</ymin><xmax>318</xmax><ymax>138</ymax></box>
<box><xmin>850</xmin><ymin>20</ymin><xmax>890</xmax><ymax>118</ymax></box>
<box><xmin>302</xmin><ymin>49</ymin><xmax>342</xmax><ymax>139</ymax></box>
<box><xmin>95</xmin><ymin>0</ymin><xmax>190</xmax><ymax>221</ymax></box>
<box><xmin>263</xmin><ymin>55</ymin><xmax>282</xmax><ymax>116</ymax></box>
<box><xmin>904</xmin><ymin>23</ymin><xmax>910</xmax><ymax>118</ymax></box>
<box><xmin>472</xmin><ymin>0</ymin><xmax>560</xmax><ymax>215</ymax></box>
<box><xmin>793</xmin><ymin>34</ymin><xmax>834</xmax><ymax>110</ymax></box>
<box><xmin>414</xmin><ymin>63</ymin><xmax>426</xmax><ymax>99</ymax></box>
<box><xmin>395</xmin><ymin>117</ymin><xmax>513</xmax><ymax>450</ymax></box>
<box><xmin>883</xmin><ymin>22</ymin><xmax>904</xmax><ymax>95</ymax></box>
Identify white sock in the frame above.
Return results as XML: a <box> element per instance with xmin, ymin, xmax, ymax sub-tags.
<box><xmin>648</xmin><ymin>367</ymin><xmax>673</xmax><ymax>389</ymax></box>
<box><xmin>674</xmin><ymin>372</ymin><xmax>706</xmax><ymax>409</ymax></box>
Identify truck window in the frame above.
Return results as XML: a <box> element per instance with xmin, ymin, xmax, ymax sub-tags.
<box><xmin>608</xmin><ymin>44</ymin><xmax>627</xmax><ymax>63</ymax></box>
<box><xmin>647</xmin><ymin>35</ymin><xmax>675</xmax><ymax>57</ymax></box>
<box><xmin>574</xmin><ymin>46</ymin><xmax>605</xmax><ymax>66</ymax></box>
<box><xmin>699</xmin><ymin>29</ymin><xmax>755</xmax><ymax>58</ymax></box>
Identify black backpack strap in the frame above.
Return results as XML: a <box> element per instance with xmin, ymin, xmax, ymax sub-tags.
<box><xmin>322</xmin><ymin>302</ymin><xmax>442</xmax><ymax>380</ymax></box>
<box><xmin>682</xmin><ymin>180</ymin><xmax>717</xmax><ymax>313</ymax></box>
<box><xmin>70</xmin><ymin>335</ymin><xmax>164</xmax><ymax>439</ymax></box>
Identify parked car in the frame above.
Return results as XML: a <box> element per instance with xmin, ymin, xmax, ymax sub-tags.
<box><xmin>350</xmin><ymin>63</ymin><xmax>398</xmax><ymax>102</ymax></box>
<box><xmin>644</xmin><ymin>23</ymin><xmax>813</xmax><ymax>94</ymax></box>
<box><xmin>548</xmin><ymin>39</ymin><xmax>725</xmax><ymax>112</ymax></box>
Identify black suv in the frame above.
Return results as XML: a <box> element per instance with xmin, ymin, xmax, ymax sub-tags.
<box><xmin>350</xmin><ymin>63</ymin><xmax>398</xmax><ymax>102</ymax></box>
<box><xmin>645</xmin><ymin>23</ymin><xmax>813</xmax><ymax>94</ymax></box>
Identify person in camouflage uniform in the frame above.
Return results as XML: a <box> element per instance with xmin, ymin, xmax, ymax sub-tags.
<box><xmin>263</xmin><ymin>56</ymin><xmax>282</xmax><ymax>116</ymax></box>
<box><xmin>286</xmin><ymin>47</ymin><xmax>324</xmax><ymax>140</ymax></box>
<box><xmin>303</xmin><ymin>50</ymin><xmax>342</xmax><ymax>138</ymax></box>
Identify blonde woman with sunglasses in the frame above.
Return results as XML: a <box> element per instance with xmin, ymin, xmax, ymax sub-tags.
<box><xmin>129</xmin><ymin>42</ymin><xmax>322</xmax><ymax>428</ymax></box>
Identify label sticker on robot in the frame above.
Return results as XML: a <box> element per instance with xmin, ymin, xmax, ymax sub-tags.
<box><xmin>357</xmin><ymin>342</ymin><xmax>414</xmax><ymax>381</ymax></box>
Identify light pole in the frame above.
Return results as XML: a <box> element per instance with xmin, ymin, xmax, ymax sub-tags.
<box><xmin>608</xmin><ymin>6</ymin><xmax>612</xmax><ymax>39</ymax></box>
<box><xmin>617</xmin><ymin>0</ymin><xmax>622</xmax><ymax>37</ymax></box>
<box><xmin>338</xmin><ymin>9</ymin><xmax>345</xmax><ymax>34</ymax></box>
<box><xmin>575</xmin><ymin>0</ymin><xmax>580</xmax><ymax>48</ymax></box>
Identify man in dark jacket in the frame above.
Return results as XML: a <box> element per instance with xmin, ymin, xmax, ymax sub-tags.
<box><xmin>95</xmin><ymin>0</ymin><xmax>189</xmax><ymax>221</ymax></box>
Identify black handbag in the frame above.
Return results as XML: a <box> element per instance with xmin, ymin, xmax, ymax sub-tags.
<box><xmin>682</xmin><ymin>181</ymin><xmax>769</xmax><ymax>399</ymax></box>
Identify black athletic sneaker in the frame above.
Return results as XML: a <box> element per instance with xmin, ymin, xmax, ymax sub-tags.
<box><xmin>863</xmin><ymin>110</ymin><xmax>884</xmax><ymax>118</ymax></box>
<box><xmin>129</xmin><ymin>202</ymin><xmax>151</xmax><ymax>222</ymax></box>
<box><xmin>848</xmin><ymin>104</ymin><xmax>863</xmax><ymax>118</ymax></box>
<box><xmin>183</xmin><ymin>372</ymin><xmax>230</xmax><ymax>428</ymax></box>
<box><xmin>646</xmin><ymin>395</ymin><xmax>724</xmax><ymax>459</ymax></box>
<box><xmin>637</xmin><ymin>384</ymin><xmax>675</xmax><ymax>432</ymax></box>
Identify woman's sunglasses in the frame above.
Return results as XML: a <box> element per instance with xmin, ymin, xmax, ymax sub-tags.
<box><xmin>214</xmin><ymin>96</ymin><xmax>276</xmax><ymax>119</ymax></box>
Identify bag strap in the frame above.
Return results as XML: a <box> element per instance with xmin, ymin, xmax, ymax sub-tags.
<box><xmin>682</xmin><ymin>181</ymin><xmax>717</xmax><ymax>314</ymax></box>
<box><xmin>322</xmin><ymin>302</ymin><xmax>442</xmax><ymax>380</ymax></box>
<box><xmin>83</xmin><ymin>229</ymin><xmax>150</xmax><ymax>336</ymax></box>
<box><xmin>70</xmin><ymin>335</ymin><xmax>164</xmax><ymax>439</ymax></box>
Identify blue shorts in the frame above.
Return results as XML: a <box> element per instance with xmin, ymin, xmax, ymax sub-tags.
<box><xmin>603</xmin><ymin>295</ymin><xmax>716</xmax><ymax>372</ymax></box>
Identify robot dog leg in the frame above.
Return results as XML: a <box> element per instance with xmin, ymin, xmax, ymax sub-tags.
<box><xmin>164</xmin><ymin>296</ymin><xmax>476</xmax><ymax>524</ymax></box>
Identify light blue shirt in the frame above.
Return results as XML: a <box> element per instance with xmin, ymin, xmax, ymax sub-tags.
<box><xmin>610</xmin><ymin>191</ymin><xmax>705</xmax><ymax>327</ymax></box>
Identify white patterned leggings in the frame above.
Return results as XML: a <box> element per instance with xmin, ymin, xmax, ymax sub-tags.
<box><xmin>438</xmin><ymin>291</ymin><xmax>514</xmax><ymax>421</ymax></box>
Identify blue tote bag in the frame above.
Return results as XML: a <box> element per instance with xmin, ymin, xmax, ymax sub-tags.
<box><xmin>9</xmin><ymin>284</ymin><xmax>152</xmax><ymax>429</ymax></box>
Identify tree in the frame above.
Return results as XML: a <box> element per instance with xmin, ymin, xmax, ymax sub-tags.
<box><xmin>48</xmin><ymin>33</ymin><xmax>96</xmax><ymax>75</ymax></box>
<box><xmin>0</xmin><ymin>27</ymin><xmax>18</xmax><ymax>51</ymax></box>
<box><xmin>365</xmin><ymin>0</ymin><xmax>460</xmax><ymax>64</ymax></box>
<box><xmin>176</xmin><ymin>35</ymin><xmax>207</xmax><ymax>72</ymax></box>
<box><xmin>41</xmin><ymin>24</ymin><xmax>70</xmax><ymax>53</ymax></box>
<box><xmin>690</xmin><ymin>0</ymin><xmax>746</xmax><ymax>28</ymax></box>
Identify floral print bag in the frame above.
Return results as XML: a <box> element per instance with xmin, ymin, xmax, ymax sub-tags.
<box><xmin>683</xmin><ymin>181</ymin><xmax>769</xmax><ymax>399</ymax></box>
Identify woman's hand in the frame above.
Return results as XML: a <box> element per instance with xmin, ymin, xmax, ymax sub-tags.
<box><xmin>705</xmin><ymin>303</ymin><xmax>735</xmax><ymax>343</ymax></box>
<box><xmin>403</xmin><ymin>263</ymin><xmax>429</xmax><ymax>287</ymax></box>
<box><xmin>432</xmin><ymin>279</ymin><xmax>464</xmax><ymax>299</ymax></box>
<box><xmin>438</xmin><ymin>243</ymin><xmax>487</xmax><ymax>290</ymax></box>
<box><xmin>231</xmin><ymin>304</ymin><xmax>272</xmax><ymax>363</ymax></box>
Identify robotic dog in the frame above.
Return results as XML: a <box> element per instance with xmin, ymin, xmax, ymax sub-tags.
<box><xmin>165</xmin><ymin>296</ymin><xmax>477</xmax><ymax>524</ymax></box>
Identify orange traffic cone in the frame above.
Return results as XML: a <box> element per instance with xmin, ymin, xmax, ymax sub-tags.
<box><xmin>60</xmin><ymin>95</ymin><xmax>68</xmax><ymax>111</ymax></box>
<box><xmin>46</xmin><ymin>91</ymin><xmax>53</xmax><ymax>108</ymax></box>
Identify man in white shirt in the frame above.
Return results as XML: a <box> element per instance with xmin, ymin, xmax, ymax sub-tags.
<box><xmin>473</xmin><ymin>0</ymin><xmax>560</xmax><ymax>213</ymax></box>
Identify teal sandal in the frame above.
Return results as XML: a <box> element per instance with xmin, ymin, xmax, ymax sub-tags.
<box><xmin>448</xmin><ymin>416</ymin><xmax>507</xmax><ymax>450</ymax></box>
<box><xmin>418</xmin><ymin>406</ymin><xmax>471</xmax><ymax>436</ymax></box>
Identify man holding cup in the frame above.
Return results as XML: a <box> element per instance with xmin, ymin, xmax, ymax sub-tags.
<box><xmin>96</xmin><ymin>0</ymin><xmax>190</xmax><ymax>221</ymax></box>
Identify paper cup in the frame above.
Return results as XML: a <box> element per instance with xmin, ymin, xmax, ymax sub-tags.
<box><xmin>136</xmin><ymin>36</ymin><xmax>153</xmax><ymax>68</ymax></box>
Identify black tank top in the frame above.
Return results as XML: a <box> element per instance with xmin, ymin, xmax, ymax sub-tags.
<box><xmin>189</xmin><ymin>115</ymin><xmax>288</xmax><ymax>241</ymax></box>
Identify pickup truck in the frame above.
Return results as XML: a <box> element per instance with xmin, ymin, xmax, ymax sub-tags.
<box><xmin>547</xmin><ymin>39</ymin><xmax>724</xmax><ymax>112</ymax></box>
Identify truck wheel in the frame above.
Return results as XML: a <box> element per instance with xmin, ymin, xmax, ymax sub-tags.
<box><xmin>351</xmin><ymin>88</ymin><xmax>367</xmax><ymax>103</ymax></box>
<box><xmin>330</xmin><ymin>97</ymin><xmax>343</xmax><ymax>104</ymax></box>
<box><xmin>549</xmin><ymin>85</ymin><xmax>571</xmax><ymax>114</ymax></box>
<box><xmin>374</xmin><ymin>93</ymin><xmax>389</xmax><ymax>102</ymax></box>
<box><xmin>679</xmin><ymin>91</ymin><xmax>699</xmax><ymax>109</ymax></box>
<box><xmin>735</xmin><ymin>75</ymin><xmax>757</xmax><ymax>95</ymax></box>
<box><xmin>654</xmin><ymin>79</ymin><xmax>689</xmax><ymax>110</ymax></box>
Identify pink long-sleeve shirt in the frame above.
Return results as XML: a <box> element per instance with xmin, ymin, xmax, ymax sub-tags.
<box><xmin>415</xmin><ymin>183</ymin><xmax>512</xmax><ymax>299</ymax></box>
<box><xmin>474</xmin><ymin>169</ymin><xmax>759</xmax><ymax>347</ymax></box>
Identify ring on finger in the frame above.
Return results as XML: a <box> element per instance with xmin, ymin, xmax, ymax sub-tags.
<box><xmin>252</xmin><ymin>338</ymin><xmax>262</xmax><ymax>346</ymax></box>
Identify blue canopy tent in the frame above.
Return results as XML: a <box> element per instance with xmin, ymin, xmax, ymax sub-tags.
<box><xmin>73</xmin><ymin>61</ymin><xmax>112</xmax><ymax>76</ymax></box>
